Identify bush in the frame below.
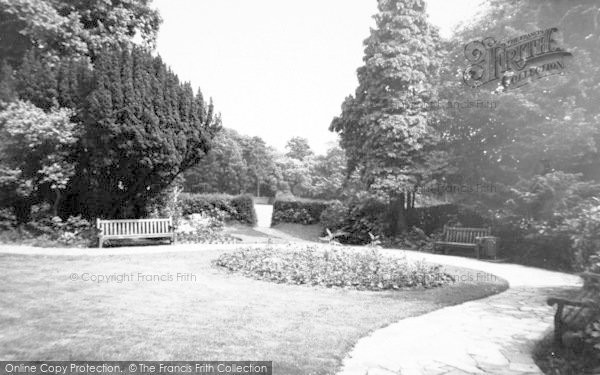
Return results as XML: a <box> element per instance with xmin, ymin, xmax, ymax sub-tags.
<box><xmin>0</xmin><ymin>209</ymin><xmax>16</xmax><ymax>231</ymax></box>
<box><xmin>215</xmin><ymin>245</ymin><xmax>454</xmax><ymax>290</ymax></box>
<box><xmin>230</xmin><ymin>194</ymin><xmax>257</xmax><ymax>225</ymax></box>
<box><xmin>0</xmin><ymin>215</ymin><xmax>96</xmax><ymax>247</ymax></box>
<box><xmin>339</xmin><ymin>198</ymin><xmax>387</xmax><ymax>244</ymax></box>
<box><xmin>492</xmin><ymin>172</ymin><xmax>600</xmax><ymax>271</ymax></box>
<box><xmin>271</xmin><ymin>197</ymin><xmax>332</xmax><ymax>225</ymax></box>
<box><xmin>319</xmin><ymin>200</ymin><xmax>348</xmax><ymax>232</ymax></box>
<box><xmin>178</xmin><ymin>193</ymin><xmax>257</xmax><ymax>225</ymax></box>
<box><xmin>175</xmin><ymin>213</ymin><xmax>240</xmax><ymax>244</ymax></box>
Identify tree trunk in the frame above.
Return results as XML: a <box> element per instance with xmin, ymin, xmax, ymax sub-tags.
<box><xmin>52</xmin><ymin>189</ymin><xmax>61</xmax><ymax>217</ymax></box>
<box><xmin>13</xmin><ymin>199</ymin><xmax>32</xmax><ymax>224</ymax></box>
<box><xmin>389</xmin><ymin>193</ymin><xmax>407</xmax><ymax>236</ymax></box>
<box><xmin>256</xmin><ymin>179</ymin><xmax>260</xmax><ymax>197</ymax></box>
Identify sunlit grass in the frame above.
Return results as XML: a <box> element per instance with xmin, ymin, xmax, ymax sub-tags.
<box><xmin>0</xmin><ymin>247</ymin><xmax>507</xmax><ymax>374</ymax></box>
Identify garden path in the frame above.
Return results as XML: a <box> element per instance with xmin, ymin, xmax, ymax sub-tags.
<box><xmin>338</xmin><ymin>249</ymin><xmax>581</xmax><ymax>375</ymax></box>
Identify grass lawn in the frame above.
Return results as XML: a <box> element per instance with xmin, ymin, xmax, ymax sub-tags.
<box><xmin>270</xmin><ymin>223</ymin><xmax>323</xmax><ymax>242</ymax></box>
<box><xmin>0</xmin><ymin>247</ymin><xmax>507</xmax><ymax>374</ymax></box>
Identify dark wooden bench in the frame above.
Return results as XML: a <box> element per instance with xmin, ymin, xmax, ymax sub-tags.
<box><xmin>433</xmin><ymin>226</ymin><xmax>496</xmax><ymax>259</ymax></box>
<box><xmin>547</xmin><ymin>272</ymin><xmax>600</xmax><ymax>346</ymax></box>
<box><xmin>96</xmin><ymin>218</ymin><xmax>175</xmax><ymax>248</ymax></box>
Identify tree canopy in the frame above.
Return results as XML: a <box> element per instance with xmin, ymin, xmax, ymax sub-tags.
<box><xmin>330</xmin><ymin>0</ymin><xmax>444</xmax><ymax>233</ymax></box>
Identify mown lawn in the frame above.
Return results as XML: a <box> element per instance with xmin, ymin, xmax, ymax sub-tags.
<box><xmin>0</xmin><ymin>247</ymin><xmax>507</xmax><ymax>374</ymax></box>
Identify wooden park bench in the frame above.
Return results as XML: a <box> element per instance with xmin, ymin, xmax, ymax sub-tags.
<box><xmin>433</xmin><ymin>226</ymin><xmax>497</xmax><ymax>259</ymax></box>
<box><xmin>547</xmin><ymin>272</ymin><xmax>600</xmax><ymax>346</ymax></box>
<box><xmin>96</xmin><ymin>218</ymin><xmax>175</xmax><ymax>248</ymax></box>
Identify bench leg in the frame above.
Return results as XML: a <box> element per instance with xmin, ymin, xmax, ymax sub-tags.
<box><xmin>554</xmin><ymin>304</ymin><xmax>564</xmax><ymax>346</ymax></box>
<box><xmin>98</xmin><ymin>237</ymin><xmax>103</xmax><ymax>248</ymax></box>
<box><xmin>475</xmin><ymin>245</ymin><xmax>481</xmax><ymax>259</ymax></box>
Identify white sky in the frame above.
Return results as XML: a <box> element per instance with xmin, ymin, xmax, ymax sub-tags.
<box><xmin>154</xmin><ymin>0</ymin><xmax>484</xmax><ymax>154</ymax></box>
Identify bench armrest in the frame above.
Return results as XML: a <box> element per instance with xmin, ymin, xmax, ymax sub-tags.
<box><xmin>547</xmin><ymin>297</ymin><xmax>600</xmax><ymax>309</ymax></box>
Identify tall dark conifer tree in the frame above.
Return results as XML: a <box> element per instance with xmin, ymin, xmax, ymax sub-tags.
<box><xmin>330</xmin><ymin>0</ymin><xmax>444</xmax><ymax>234</ymax></box>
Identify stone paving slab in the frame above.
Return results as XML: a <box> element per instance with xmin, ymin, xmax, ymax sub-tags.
<box><xmin>338</xmin><ymin>250</ymin><xmax>582</xmax><ymax>375</ymax></box>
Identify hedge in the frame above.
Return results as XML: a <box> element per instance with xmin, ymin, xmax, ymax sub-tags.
<box><xmin>178</xmin><ymin>193</ymin><xmax>257</xmax><ymax>225</ymax></box>
<box><xmin>271</xmin><ymin>197</ymin><xmax>332</xmax><ymax>225</ymax></box>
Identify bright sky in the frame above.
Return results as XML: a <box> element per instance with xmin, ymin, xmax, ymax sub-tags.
<box><xmin>154</xmin><ymin>0</ymin><xmax>484</xmax><ymax>154</ymax></box>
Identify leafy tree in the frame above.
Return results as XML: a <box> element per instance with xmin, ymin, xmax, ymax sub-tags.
<box><xmin>237</xmin><ymin>135</ymin><xmax>280</xmax><ymax>196</ymax></box>
<box><xmin>0</xmin><ymin>101</ymin><xmax>77</xmax><ymax>222</ymax></box>
<box><xmin>277</xmin><ymin>156</ymin><xmax>313</xmax><ymax>197</ymax></box>
<box><xmin>285</xmin><ymin>136</ymin><xmax>313</xmax><ymax>160</ymax></box>
<box><xmin>183</xmin><ymin>129</ymin><xmax>248</xmax><ymax>194</ymax></box>
<box><xmin>0</xmin><ymin>0</ymin><xmax>161</xmax><ymax>64</ymax></box>
<box><xmin>439</xmin><ymin>0</ymin><xmax>600</xmax><ymax>210</ymax></box>
<box><xmin>330</xmin><ymin>0</ymin><xmax>444</xmax><ymax>234</ymax></box>
<box><xmin>309</xmin><ymin>145</ymin><xmax>347</xmax><ymax>199</ymax></box>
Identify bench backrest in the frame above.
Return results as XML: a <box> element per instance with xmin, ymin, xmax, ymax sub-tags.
<box><xmin>97</xmin><ymin>218</ymin><xmax>172</xmax><ymax>236</ymax></box>
<box><xmin>443</xmin><ymin>226</ymin><xmax>490</xmax><ymax>244</ymax></box>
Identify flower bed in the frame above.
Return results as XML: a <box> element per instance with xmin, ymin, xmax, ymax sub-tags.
<box><xmin>215</xmin><ymin>245</ymin><xmax>454</xmax><ymax>290</ymax></box>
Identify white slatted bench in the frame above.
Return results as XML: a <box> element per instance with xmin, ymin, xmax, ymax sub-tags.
<box><xmin>96</xmin><ymin>218</ymin><xmax>174</xmax><ymax>248</ymax></box>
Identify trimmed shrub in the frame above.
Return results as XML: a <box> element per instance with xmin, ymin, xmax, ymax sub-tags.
<box><xmin>230</xmin><ymin>194</ymin><xmax>257</xmax><ymax>225</ymax></box>
<box><xmin>215</xmin><ymin>245</ymin><xmax>455</xmax><ymax>290</ymax></box>
<box><xmin>271</xmin><ymin>197</ymin><xmax>332</xmax><ymax>225</ymax></box>
<box><xmin>178</xmin><ymin>193</ymin><xmax>257</xmax><ymax>225</ymax></box>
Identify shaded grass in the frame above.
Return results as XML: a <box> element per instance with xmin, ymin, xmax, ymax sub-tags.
<box><xmin>270</xmin><ymin>223</ymin><xmax>323</xmax><ymax>242</ymax></box>
<box><xmin>0</xmin><ymin>248</ymin><xmax>507</xmax><ymax>374</ymax></box>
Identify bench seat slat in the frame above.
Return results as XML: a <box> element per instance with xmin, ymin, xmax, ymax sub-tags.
<box><xmin>97</xmin><ymin>218</ymin><xmax>173</xmax><ymax>248</ymax></box>
<box><xmin>434</xmin><ymin>241</ymin><xmax>479</xmax><ymax>248</ymax></box>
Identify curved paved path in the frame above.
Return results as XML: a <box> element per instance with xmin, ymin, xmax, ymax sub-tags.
<box><xmin>339</xmin><ymin>249</ymin><xmax>582</xmax><ymax>375</ymax></box>
<box><xmin>0</xmin><ymin>243</ymin><xmax>581</xmax><ymax>374</ymax></box>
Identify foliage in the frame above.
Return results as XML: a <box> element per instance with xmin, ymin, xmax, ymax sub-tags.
<box><xmin>63</xmin><ymin>46</ymin><xmax>220</xmax><ymax>219</ymax></box>
<box><xmin>0</xmin><ymin>214</ymin><xmax>96</xmax><ymax>247</ymax></box>
<box><xmin>271</xmin><ymin>197</ymin><xmax>332</xmax><ymax>225</ymax></box>
<box><xmin>494</xmin><ymin>172</ymin><xmax>600</xmax><ymax>271</ymax></box>
<box><xmin>318</xmin><ymin>228</ymin><xmax>348</xmax><ymax>246</ymax></box>
<box><xmin>229</xmin><ymin>194</ymin><xmax>257</xmax><ymax>225</ymax></box>
<box><xmin>330</xmin><ymin>0</ymin><xmax>446</xmax><ymax>234</ymax></box>
<box><xmin>285</xmin><ymin>136</ymin><xmax>313</xmax><ymax>160</ymax></box>
<box><xmin>0</xmin><ymin>46</ymin><xmax>220</xmax><ymax>221</ymax></box>
<box><xmin>439</xmin><ymin>0</ymin><xmax>600</xmax><ymax>213</ymax></box>
<box><xmin>0</xmin><ymin>208</ymin><xmax>16</xmax><ymax>230</ymax></box>
<box><xmin>367</xmin><ymin>232</ymin><xmax>382</xmax><ymax>248</ymax></box>
<box><xmin>215</xmin><ymin>245</ymin><xmax>455</xmax><ymax>290</ymax></box>
<box><xmin>183</xmin><ymin>128</ymin><xmax>284</xmax><ymax>197</ymax></box>
<box><xmin>183</xmin><ymin>129</ymin><xmax>248</xmax><ymax>195</ymax></box>
<box><xmin>239</xmin><ymin>134</ymin><xmax>282</xmax><ymax>197</ymax></box>
<box><xmin>584</xmin><ymin>319</ymin><xmax>600</xmax><ymax>361</ymax></box>
<box><xmin>0</xmin><ymin>0</ymin><xmax>161</xmax><ymax>64</ymax></box>
<box><xmin>178</xmin><ymin>193</ymin><xmax>256</xmax><ymax>225</ymax></box>
<box><xmin>0</xmin><ymin>100</ymin><xmax>77</xmax><ymax>222</ymax></box>
<box><xmin>319</xmin><ymin>200</ymin><xmax>348</xmax><ymax>232</ymax></box>
<box><xmin>331</xmin><ymin>196</ymin><xmax>388</xmax><ymax>245</ymax></box>
<box><xmin>175</xmin><ymin>213</ymin><xmax>240</xmax><ymax>244</ymax></box>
